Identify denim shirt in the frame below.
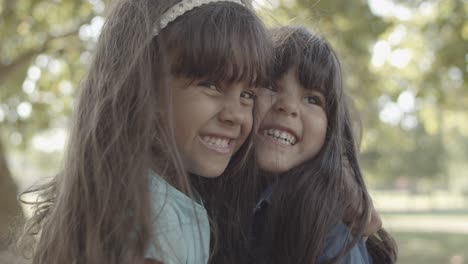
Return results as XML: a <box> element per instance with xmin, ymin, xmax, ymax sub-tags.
<box><xmin>251</xmin><ymin>186</ymin><xmax>373</xmax><ymax>264</ymax></box>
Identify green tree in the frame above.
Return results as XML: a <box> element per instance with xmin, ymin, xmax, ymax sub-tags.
<box><xmin>0</xmin><ymin>0</ymin><xmax>101</xmax><ymax>245</ymax></box>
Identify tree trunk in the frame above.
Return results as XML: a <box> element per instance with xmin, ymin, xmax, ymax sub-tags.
<box><xmin>0</xmin><ymin>139</ymin><xmax>23</xmax><ymax>249</ymax></box>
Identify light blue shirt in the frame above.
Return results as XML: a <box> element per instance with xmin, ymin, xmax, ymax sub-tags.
<box><xmin>145</xmin><ymin>171</ymin><xmax>210</xmax><ymax>264</ymax></box>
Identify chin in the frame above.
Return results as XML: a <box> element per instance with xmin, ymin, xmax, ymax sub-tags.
<box><xmin>257</xmin><ymin>159</ymin><xmax>290</xmax><ymax>174</ymax></box>
<box><xmin>191</xmin><ymin>165</ymin><xmax>227</xmax><ymax>178</ymax></box>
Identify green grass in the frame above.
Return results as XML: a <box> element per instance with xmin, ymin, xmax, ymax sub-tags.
<box><xmin>394</xmin><ymin>232</ymin><xmax>468</xmax><ymax>264</ymax></box>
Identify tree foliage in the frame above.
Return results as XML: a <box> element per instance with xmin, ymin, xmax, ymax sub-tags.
<box><xmin>0</xmin><ymin>0</ymin><xmax>103</xmax><ymax>243</ymax></box>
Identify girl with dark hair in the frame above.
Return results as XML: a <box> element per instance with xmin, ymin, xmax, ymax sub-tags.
<box><xmin>250</xmin><ymin>26</ymin><xmax>398</xmax><ymax>264</ymax></box>
<box><xmin>18</xmin><ymin>0</ymin><xmax>271</xmax><ymax>263</ymax></box>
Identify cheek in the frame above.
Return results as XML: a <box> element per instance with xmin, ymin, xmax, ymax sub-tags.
<box><xmin>315</xmin><ymin>116</ymin><xmax>328</xmax><ymax>149</ymax></box>
<box><xmin>172</xmin><ymin>104</ymin><xmax>192</xmax><ymax>133</ymax></box>
<box><xmin>171</xmin><ymin>113</ymin><xmax>190</xmax><ymax>152</ymax></box>
<box><xmin>304</xmin><ymin>112</ymin><xmax>328</xmax><ymax>149</ymax></box>
<box><xmin>240</xmin><ymin>108</ymin><xmax>254</xmax><ymax>141</ymax></box>
<box><xmin>254</xmin><ymin>97</ymin><xmax>273</xmax><ymax>130</ymax></box>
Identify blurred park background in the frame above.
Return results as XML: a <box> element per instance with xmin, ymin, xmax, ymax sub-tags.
<box><xmin>0</xmin><ymin>0</ymin><xmax>467</xmax><ymax>263</ymax></box>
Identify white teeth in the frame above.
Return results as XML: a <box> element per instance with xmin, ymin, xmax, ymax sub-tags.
<box><xmin>280</xmin><ymin>132</ymin><xmax>288</xmax><ymax>140</ymax></box>
<box><xmin>202</xmin><ymin>136</ymin><xmax>230</xmax><ymax>147</ymax></box>
<box><xmin>263</xmin><ymin>129</ymin><xmax>297</xmax><ymax>145</ymax></box>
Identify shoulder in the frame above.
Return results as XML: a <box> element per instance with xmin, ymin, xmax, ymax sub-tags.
<box><xmin>145</xmin><ymin>172</ymin><xmax>210</xmax><ymax>263</ymax></box>
<box><xmin>145</xmin><ymin>203</ymin><xmax>188</xmax><ymax>263</ymax></box>
<box><xmin>148</xmin><ymin>173</ymin><xmax>208</xmax><ymax>230</ymax></box>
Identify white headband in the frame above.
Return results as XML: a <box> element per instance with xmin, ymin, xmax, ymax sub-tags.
<box><xmin>153</xmin><ymin>0</ymin><xmax>245</xmax><ymax>36</ymax></box>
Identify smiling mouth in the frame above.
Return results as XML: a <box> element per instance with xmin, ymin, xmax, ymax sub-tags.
<box><xmin>262</xmin><ymin>129</ymin><xmax>297</xmax><ymax>146</ymax></box>
<box><xmin>199</xmin><ymin>136</ymin><xmax>234</xmax><ymax>154</ymax></box>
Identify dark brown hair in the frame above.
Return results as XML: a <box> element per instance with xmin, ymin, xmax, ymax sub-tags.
<box><xmin>254</xmin><ymin>26</ymin><xmax>397</xmax><ymax>264</ymax></box>
<box><xmin>18</xmin><ymin>0</ymin><xmax>272</xmax><ymax>263</ymax></box>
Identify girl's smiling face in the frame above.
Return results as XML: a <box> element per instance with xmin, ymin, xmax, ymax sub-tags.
<box><xmin>255</xmin><ymin>68</ymin><xmax>328</xmax><ymax>173</ymax></box>
<box><xmin>171</xmin><ymin>76</ymin><xmax>256</xmax><ymax>178</ymax></box>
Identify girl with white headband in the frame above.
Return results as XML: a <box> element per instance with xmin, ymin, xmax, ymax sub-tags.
<box><xmin>19</xmin><ymin>0</ymin><xmax>271</xmax><ymax>263</ymax></box>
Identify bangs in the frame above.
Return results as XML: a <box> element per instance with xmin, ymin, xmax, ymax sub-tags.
<box><xmin>272</xmin><ymin>27</ymin><xmax>338</xmax><ymax>97</ymax></box>
<box><xmin>160</xmin><ymin>2</ymin><xmax>272</xmax><ymax>87</ymax></box>
<box><xmin>297</xmin><ymin>42</ymin><xmax>336</xmax><ymax>96</ymax></box>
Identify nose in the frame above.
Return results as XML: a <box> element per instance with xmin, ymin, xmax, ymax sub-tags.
<box><xmin>274</xmin><ymin>94</ymin><xmax>299</xmax><ymax>118</ymax></box>
<box><xmin>218</xmin><ymin>98</ymin><xmax>247</xmax><ymax>126</ymax></box>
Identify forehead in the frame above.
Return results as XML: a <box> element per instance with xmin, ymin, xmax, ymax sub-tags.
<box><xmin>168</xmin><ymin>45</ymin><xmax>267</xmax><ymax>88</ymax></box>
<box><xmin>163</xmin><ymin>3</ymin><xmax>272</xmax><ymax>88</ymax></box>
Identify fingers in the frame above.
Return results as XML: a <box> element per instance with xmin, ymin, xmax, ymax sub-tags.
<box><xmin>363</xmin><ymin>205</ymin><xmax>382</xmax><ymax>237</ymax></box>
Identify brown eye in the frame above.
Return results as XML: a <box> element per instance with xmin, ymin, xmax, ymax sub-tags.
<box><xmin>304</xmin><ymin>95</ymin><xmax>323</xmax><ymax>106</ymax></box>
<box><xmin>241</xmin><ymin>90</ymin><xmax>256</xmax><ymax>100</ymax></box>
<box><xmin>264</xmin><ymin>84</ymin><xmax>278</xmax><ymax>93</ymax></box>
<box><xmin>198</xmin><ymin>81</ymin><xmax>220</xmax><ymax>92</ymax></box>
<box><xmin>240</xmin><ymin>90</ymin><xmax>256</xmax><ymax>106</ymax></box>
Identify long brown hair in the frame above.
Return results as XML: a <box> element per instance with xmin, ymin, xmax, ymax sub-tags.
<box><xmin>18</xmin><ymin>0</ymin><xmax>272</xmax><ymax>263</ymax></box>
<box><xmin>254</xmin><ymin>26</ymin><xmax>397</xmax><ymax>264</ymax></box>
